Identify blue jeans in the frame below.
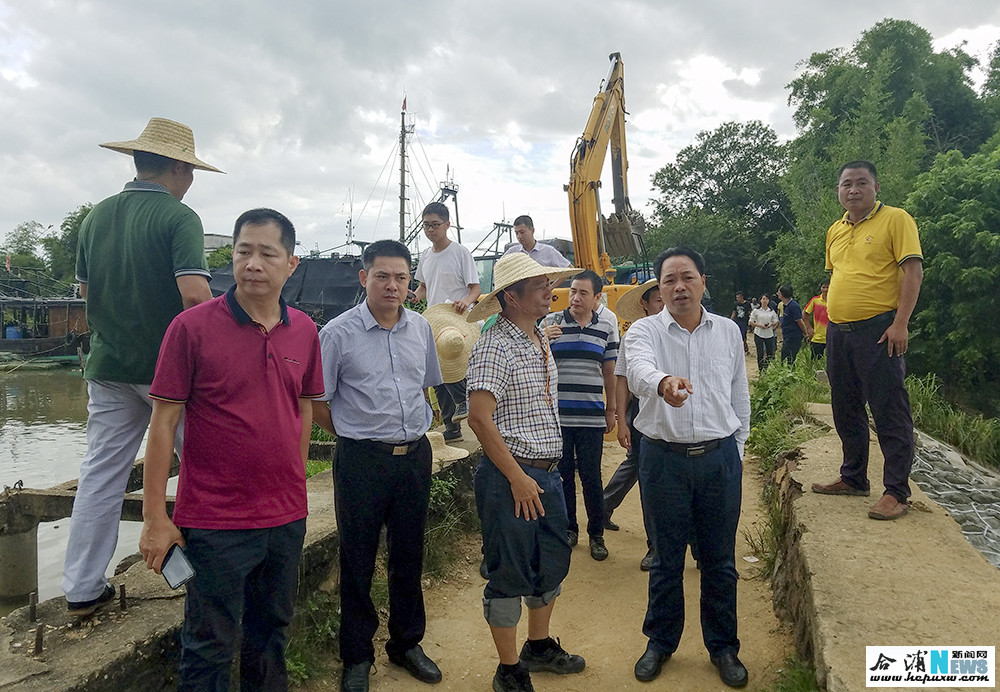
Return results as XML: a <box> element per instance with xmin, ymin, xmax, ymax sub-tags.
<box><xmin>179</xmin><ymin>519</ymin><xmax>306</xmax><ymax>691</ymax></box>
<box><xmin>639</xmin><ymin>435</ymin><xmax>741</xmax><ymax>657</ymax></box>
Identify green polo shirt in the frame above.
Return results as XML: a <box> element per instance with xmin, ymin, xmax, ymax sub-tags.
<box><xmin>76</xmin><ymin>180</ymin><xmax>210</xmax><ymax>383</ymax></box>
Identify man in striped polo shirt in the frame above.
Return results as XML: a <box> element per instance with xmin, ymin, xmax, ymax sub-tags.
<box><xmin>543</xmin><ymin>269</ymin><xmax>618</xmax><ymax>561</ymax></box>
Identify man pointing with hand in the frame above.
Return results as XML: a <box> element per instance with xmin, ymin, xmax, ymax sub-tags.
<box><xmin>626</xmin><ymin>247</ymin><xmax>750</xmax><ymax>688</ymax></box>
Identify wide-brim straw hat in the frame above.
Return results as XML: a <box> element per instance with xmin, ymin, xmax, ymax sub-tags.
<box><xmin>615</xmin><ymin>278</ymin><xmax>660</xmax><ymax>323</ymax></box>
<box><xmin>100</xmin><ymin>117</ymin><xmax>224</xmax><ymax>173</ymax></box>
<box><xmin>424</xmin><ymin>303</ymin><xmax>481</xmax><ymax>383</ymax></box>
<box><xmin>467</xmin><ymin>253</ymin><xmax>577</xmax><ymax>323</ymax></box>
<box><xmin>426</xmin><ymin>431</ymin><xmax>469</xmax><ymax>462</ymax></box>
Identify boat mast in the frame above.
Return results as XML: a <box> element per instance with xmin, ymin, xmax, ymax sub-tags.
<box><xmin>398</xmin><ymin>97</ymin><xmax>412</xmax><ymax>242</ymax></box>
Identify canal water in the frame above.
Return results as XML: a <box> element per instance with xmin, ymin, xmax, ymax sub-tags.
<box><xmin>1</xmin><ymin>368</ymin><xmax>151</xmax><ymax>610</ymax></box>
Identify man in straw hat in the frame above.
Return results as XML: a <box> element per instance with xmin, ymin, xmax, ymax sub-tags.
<box><xmin>63</xmin><ymin>117</ymin><xmax>222</xmax><ymax>616</ymax></box>
<box><xmin>602</xmin><ymin>278</ymin><xmax>662</xmax><ymax>570</ymax></box>
<box><xmin>412</xmin><ymin>201</ymin><xmax>481</xmax><ymax>443</ymax></box>
<box><xmin>627</xmin><ymin>247</ymin><xmax>750</xmax><ymax>687</ymax></box>
<box><xmin>466</xmin><ymin>253</ymin><xmax>585</xmax><ymax>692</ymax></box>
<box><xmin>313</xmin><ymin>239</ymin><xmax>444</xmax><ymax>692</ymax></box>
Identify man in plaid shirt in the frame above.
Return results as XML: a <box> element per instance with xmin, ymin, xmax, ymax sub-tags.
<box><xmin>466</xmin><ymin>254</ymin><xmax>584</xmax><ymax>692</ymax></box>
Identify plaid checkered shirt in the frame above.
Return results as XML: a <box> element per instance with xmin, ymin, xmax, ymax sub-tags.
<box><xmin>466</xmin><ymin>315</ymin><xmax>562</xmax><ymax>459</ymax></box>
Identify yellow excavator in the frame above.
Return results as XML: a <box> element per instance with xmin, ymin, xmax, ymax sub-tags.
<box><xmin>551</xmin><ymin>52</ymin><xmax>648</xmax><ymax>317</ymax></box>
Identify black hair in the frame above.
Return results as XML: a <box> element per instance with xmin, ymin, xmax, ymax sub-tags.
<box><xmin>839</xmin><ymin>160</ymin><xmax>878</xmax><ymax>181</ymax></box>
<box><xmin>736</xmin><ymin>290</ymin><xmax>744</xmax><ymax>298</ymax></box>
<box><xmin>513</xmin><ymin>215</ymin><xmax>533</xmax><ymax>228</ymax></box>
<box><xmin>653</xmin><ymin>246</ymin><xmax>706</xmax><ymax>280</ymax></box>
<box><xmin>233</xmin><ymin>208</ymin><xmax>296</xmax><ymax>256</ymax></box>
<box><xmin>572</xmin><ymin>269</ymin><xmax>603</xmax><ymax>295</ymax></box>
<box><xmin>641</xmin><ymin>285</ymin><xmax>659</xmax><ymax>303</ymax></box>
<box><xmin>133</xmin><ymin>151</ymin><xmax>175</xmax><ymax>176</ymax></box>
<box><xmin>362</xmin><ymin>239</ymin><xmax>411</xmax><ymax>270</ymax></box>
<box><xmin>778</xmin><ymin>284</ymin><xmax>793</xmax><ymax>299</ymax></box>
<box><xmin>422</xmin><ymin>201</ymin><xmax>449</xmax><ymax>221</ymax></box>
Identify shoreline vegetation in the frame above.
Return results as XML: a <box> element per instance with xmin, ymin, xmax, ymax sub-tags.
<box><xmin>744</xmin><ymin>352</ymin><xmax>1000</xmax><ymax>691</ymax></box>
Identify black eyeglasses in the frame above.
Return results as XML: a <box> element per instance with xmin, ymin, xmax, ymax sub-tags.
<box><xmin>422</xmin><ymin>221</ymin><xmax>445</xmax><ymax>230</ymax></box>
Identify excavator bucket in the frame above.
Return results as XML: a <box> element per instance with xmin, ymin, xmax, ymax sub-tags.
<box><xmin>604</xmin><ymin>212</ymin><xmax>643</xmax><ymax>259</ymax></box>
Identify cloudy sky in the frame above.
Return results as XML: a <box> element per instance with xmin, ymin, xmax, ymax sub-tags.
<box><xmin>2</xmin><ymin>1</ymin><xmax>998</xmax><ymax>259</ymax></box>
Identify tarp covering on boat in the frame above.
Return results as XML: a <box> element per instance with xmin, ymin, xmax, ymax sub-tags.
<box><xmin>210</xmin><ymin>255</ymin><xmax>364</xmax><ymax>325</ymax></box>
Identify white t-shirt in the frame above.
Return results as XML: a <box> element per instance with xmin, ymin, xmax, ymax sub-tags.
<box><xmin>414</xmin><ymin>240</ymin><xmax>479</xmax><ymax>306</ymax></box>
<box><xmin>750</xmin><ymin>307</ymin><xmax>779</xmax><ymax>338</ymax></box>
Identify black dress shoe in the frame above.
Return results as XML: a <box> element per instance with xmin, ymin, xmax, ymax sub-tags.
<box><xmin>711</xmin><ymin>651</ymin><xmax>748</xmax><ymax>688</ymax></box>
<box><xmin>388</xmin><ymin>644</ymin><xmax>442</xmax><ymax>684</ymax></box>
<box><xmin>340</xmin><ymin>661</ymin><xmax>372</xmax><ymax>692</ymax></box>
<box><xmin>603</xmin><ymin>516</ymin><xmax>620</xmax><ymax>531</ymax></box>
<box><xmin>634</xmin><ymin>646</ymin><xmax>670</xmax><ymax>682</ymax></box>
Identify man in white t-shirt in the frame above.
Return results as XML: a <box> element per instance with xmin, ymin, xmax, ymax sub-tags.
<box><xmin>502</xmin><ymin>214</ymin><xmax>572</xmax><ymax>268</ymax></box>
<box><xmin>413</xmin><ymin>201</ymin><xmax>482</xmax><ymax>442</ymax></box>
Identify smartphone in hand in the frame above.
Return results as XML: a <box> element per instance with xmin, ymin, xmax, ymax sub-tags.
<box><xmin>162</xmin><ymin>544</ymin><xmax>196</xmax><ymax>589</ymax></box>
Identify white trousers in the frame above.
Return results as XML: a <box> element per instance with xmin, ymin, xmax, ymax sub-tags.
<box><xmin>61</xmin><ymin>380</ymin><xmax>181</xmax><ymax>602</ymax></box>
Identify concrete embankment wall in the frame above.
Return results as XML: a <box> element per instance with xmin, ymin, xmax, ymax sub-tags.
<box><xmin>771</xmin><ymin>404</ymin><xmax>1000</xmax><ymax>691</ymax></box>
<box><xmin>0</xmin><ymin>442</ymin><xmax>479</xmax><ymax>691</ymax></box>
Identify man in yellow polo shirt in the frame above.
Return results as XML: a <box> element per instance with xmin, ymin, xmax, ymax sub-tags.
<box><xmin>811</xmin><ymin>160</ymin><xmax>923</xmax><ymax>521</ymax></box>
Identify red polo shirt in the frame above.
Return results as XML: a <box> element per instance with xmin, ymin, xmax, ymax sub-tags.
<box><xmin>150</xmin><ymin>288</ymin><xmax>325</xmax><ymax>529</ymax></box>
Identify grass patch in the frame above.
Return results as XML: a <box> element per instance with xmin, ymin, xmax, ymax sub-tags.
<box><xmin>744</xmin><ymin>355</ymin><xmax>826</xmax><ymax>577</ymax></box>
<box><xmin>305</xmin><ymin>460</ymin><xmax>332</xmax><ymax>478</ymax></box>
<box><xmin>761</xmin><ymin>656</ymin><xmax>821</xmax><ymax>692</ymax></box>
<box><xmin>310</xmin><ymin>422</ymin><xmax>335</xmax><ymax>442</ymax></box>
<box><xmin>907</xmin><ymin>373</ymin><xmax>1000</xmax><ymax>470</ymax></box>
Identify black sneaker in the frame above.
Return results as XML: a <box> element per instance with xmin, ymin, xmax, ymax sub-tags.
<box><xmin>492</xmin><ymin>663</ymin><xmax>534</xmax><ymax>692</ymax></box>
<box><xmin>66</xmin><ymin>583</ymin><xmax>115</xmax><ymax>617</ymax></box>
<box><xmin>566</xmin><ymin>530</ymin><xmax>578</xmax><ymax>547</ymax></box>
<box><xmin>453</xmin><ymin>401</ymin><xmax>469</xmax><ymax>422</ymax></box>
<box><xmin>603</xmin><ymin>516</ymin><xmax>620</xmax><ymax>531</ymax></box>
<box><xmin>443</xmin><ymin>427</ymin><xmax>463</xmax><ymax>443</ymax></box>
<box><xmin>589</xmin><ymin>536</ymin><xmax>608</xmax><ymax>561</ymax></box>
<box><xmin>518</xmin><ymin>637</ymin><xmax>585</xmax><ymax>674</ymax></box>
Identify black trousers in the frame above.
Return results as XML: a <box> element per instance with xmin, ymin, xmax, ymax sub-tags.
<box><xmin>754</xmin><ymin>334</ymin><xmax>776</xmax><ymax>371</ymax></box>
<box><xmin>639</xmin><ymin>435</ymin><xmax>741</xmax><ymax>657</ymax></box>
<box><xmin>559</xmin><ymin>426</ymin><xmax>606</xmax><ymax>538</ymax></box>
<box><xmin>334</xmin><ymin>436</ymin><xmax>432</xmax><ymax>665</ymax></box>
<box><xmin>827</xmin><ymin>320</ymin><xmax>914</xmax><ymax>502</ymax></box>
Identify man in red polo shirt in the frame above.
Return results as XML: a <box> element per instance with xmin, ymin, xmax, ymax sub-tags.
<box><xmin>139</xmin><ymin>208</ymin><xmax>324</xmax><ymax>690</ymax></box>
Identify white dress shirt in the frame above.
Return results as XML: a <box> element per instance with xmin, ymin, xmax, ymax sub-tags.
<box><xmin>626</xmin><ymin>308</ymin><xmax>750</xmax><ymax>457</ymax></box>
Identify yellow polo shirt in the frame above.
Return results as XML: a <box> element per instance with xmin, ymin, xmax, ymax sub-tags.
<box><xmin>825</xmin><ymin>202</ymin><xmax>922</xmax><ymax>324</ymax></box>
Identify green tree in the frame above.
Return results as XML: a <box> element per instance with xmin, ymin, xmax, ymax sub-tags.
<box><xmin>40</xmin><ymin>204</ymin><xmax>92</xmax><ymax>282</ymax></box>
<box><xmin>648</xmin><ymin>120</ymin><xmax>791</xmax><ymax>300</ymax></box>
<box><xmin>3</xmin><ymin>220</ymin><xmax>46</xmax><ymax>259</ymax></box>
<box><xmin>905</xmin><ymin>144</ymin><xmax>1000</xmax><ymax>402</ymax></box>
<box><xmin>206</xmin><ymin>245</ymin><xmax>233</xmax><ymax>268</ymax></box>
<box><xmin>788</xmin><ymin>19</ymin><xmax>991</xmax><ymax>159</ymax></box>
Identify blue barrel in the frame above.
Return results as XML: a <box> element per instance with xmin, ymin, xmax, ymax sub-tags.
<box><xmin>5</xmin><ymin>326</ymin><xmax>22</xmax><ymax>339</ymax></box>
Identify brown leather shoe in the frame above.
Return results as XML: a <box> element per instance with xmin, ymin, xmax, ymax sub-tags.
<box><xmin>868</xmin><ymin>494</ymin><xmax>909</xmax><ymax>520</ymax></box>
<box><xmin>811</xmin><ymin>477</ymin><xmax>870</xmax><ymax>496</ymax></box>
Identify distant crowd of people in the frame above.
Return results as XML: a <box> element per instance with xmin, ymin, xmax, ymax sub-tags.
<box><xmin>64</xmin><ymin>117</ymin><xmax>921</xmax><ymax>692</ymax></box>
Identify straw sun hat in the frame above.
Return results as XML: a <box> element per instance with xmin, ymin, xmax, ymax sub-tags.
<box><xmin>424</xmin><ymin>303</ymin><xmax>481</xmax><ymax>383</ymax></box>
<box><xmin>466</xmin><ymin>253</ymin><xmax>577</xmax><ymax>323</ymax></box>
<box><xmin>615</xmin><ymin>278</ymin><xmax>660</xmax><ymax>323</ymax></box>
<box><xmin>426</xmin><ymin>431</ymin><xmax>469</xmax><ymax>463</ymax></box>
<box><xmin>100</xmin><ymin>117</ymin><xmax>224</xmax><ymax>173</ymax></box>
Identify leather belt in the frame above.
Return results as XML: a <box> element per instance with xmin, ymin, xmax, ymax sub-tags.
<box><xmin>832</xmin><ymin>310</ymin><xmax>895</xmax><ymax>333</ymax></box>
<box><xmin>648</xmin><ymin>437</ymin><xmax>723</xmax><ymax>457</ymax></box>
<box><xmin>360</xmin><ymin>438</ymin><xmax>424</xmax><ymax>456</ymax></box>
<box><xmin>514</xmin><ymin>456</ymin><xmax>561</xmax><ymax>473</ymax></box>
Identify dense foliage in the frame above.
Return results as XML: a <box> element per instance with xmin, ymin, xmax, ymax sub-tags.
<box><xmin>644</xmin><ymin>19</ymin><xmax>1000</xmax><ymax>412</ymax></box>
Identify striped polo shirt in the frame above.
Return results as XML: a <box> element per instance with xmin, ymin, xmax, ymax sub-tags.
<box><xmin>543</xmin><ymin>308</ymin><xmax>619</xmax><ymax>428</ymax></box>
